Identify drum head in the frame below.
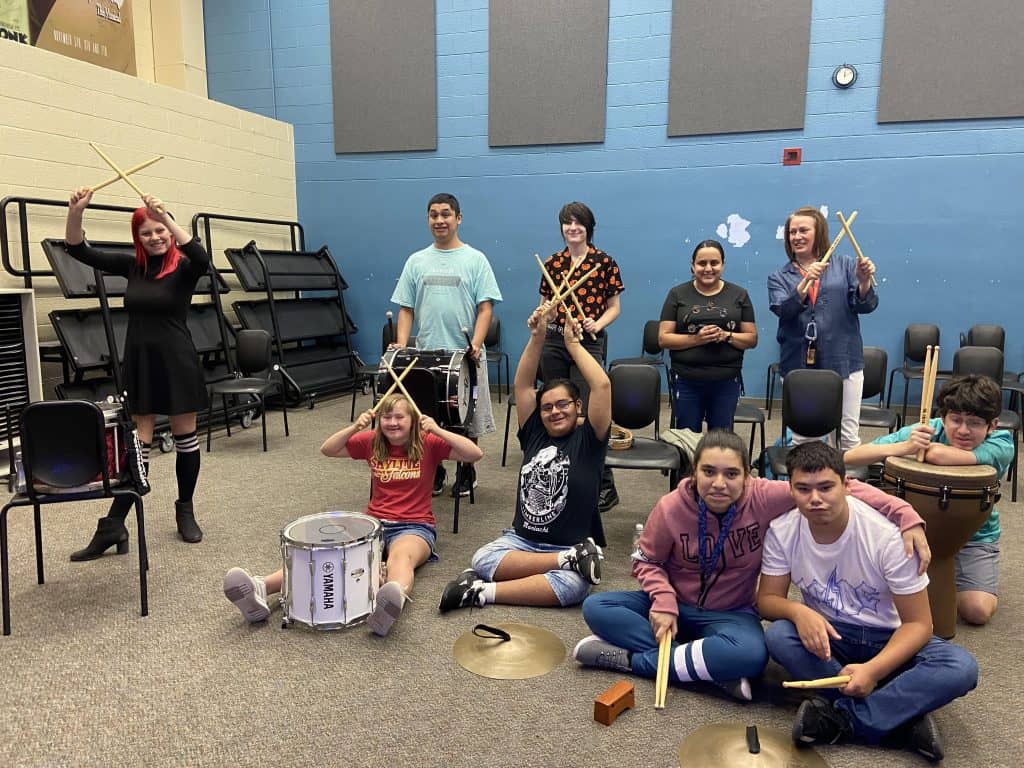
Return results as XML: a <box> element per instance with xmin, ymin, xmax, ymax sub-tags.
<box><xmin>283</xmin><ymin>511</ymin><xmax>379</xmax><ymax>547</ymax></box>
<box><xmin>452</xmin><ymin>350</ymin><xmax>474</xmax><ymax>424</ymax></box>
<box><xmin>883</xmin><ymin>456</ymin><xmax>998</xmax><ymax>491</ymax></box>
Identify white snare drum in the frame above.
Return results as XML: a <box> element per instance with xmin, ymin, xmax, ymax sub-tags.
<box><xmin>280</xmin><ymin>511</ymin><xmax>383</xmax><ymax>630</ymax></box>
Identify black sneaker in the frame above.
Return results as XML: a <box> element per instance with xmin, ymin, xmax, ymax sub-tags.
<box><xmin>564</xmin><ymin>538</ymin><xmax>603</xmax><ymax>585</ymax></box>
<box><xmin>438</xmin><ymin>569</ymin><xmax>483</xmax><ymax>613</ymax></box>
<box><xmin>432</xmin><ymin>466</ymin><xmax>447</xmax><ymax>497</ymax></box>
<box><xmin>597</xmin><ymin>485</ymin><xmax>619</xmax><ymax>513</ymax></box>
<box><xmin>451</xmin><ymin>465</ymin><xmax>477</xmax><ymax>497</ymax></box>
<box><xmin>792</xmin><ymin>699</ymin><xmax>853</xmax><ymax>747</ymax></box>
<box><xmin>907</xmin><ymin>714</ymin><xmax>944</xmax><ymax>763</ymax></box>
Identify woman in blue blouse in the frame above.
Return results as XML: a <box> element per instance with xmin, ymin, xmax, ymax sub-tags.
<box><xmin>767</xmin><ymin>207</ymin><xmax>877</xmax><ymax>449</ymax></box>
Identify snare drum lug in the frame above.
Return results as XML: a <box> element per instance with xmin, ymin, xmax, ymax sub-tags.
<box><xmin>939</xmin><ymin>485</ymin><xmax>951</xmax><ymax>510</ymax></box>
<box><xmin>894</xmin><ymin>477</ymin><xmax>906</xmax><ymax>498</ymax></box>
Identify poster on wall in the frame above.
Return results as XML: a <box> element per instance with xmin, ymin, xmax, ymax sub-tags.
<box><xmin>16</xmin><ymin>0</ymin><xmax>137</xmax><ymax>75</ymax></box>
<box><xmin>0</xmin><ymin>0</ymin><xmax>30</xmax><ymax>43</ymax></box>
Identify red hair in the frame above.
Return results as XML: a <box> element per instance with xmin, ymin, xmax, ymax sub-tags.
<box><xmin>131</xmin><ymin>207</ymin><xmax>181</xmax><ymax>279</ymax></box>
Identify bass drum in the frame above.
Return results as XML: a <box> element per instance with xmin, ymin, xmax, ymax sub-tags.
<box><xmin>378</xmin><ymin>347</ymin><xmax>477</xmax><ymax>428</ymax></box>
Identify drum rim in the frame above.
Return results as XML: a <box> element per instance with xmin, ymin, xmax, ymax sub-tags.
<box><xmin>880</xmin><ymin>472</ymin><xmax>1001</xmax><ymax>497</ymax></box>
<box><xmin>281</xmin><ymin>510</ymin><xmax>382</xmax><ymax>549</ymax></box>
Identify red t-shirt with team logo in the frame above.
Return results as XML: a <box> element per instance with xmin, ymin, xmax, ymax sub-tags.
<box><xmin>345</xmin><ymin>431</ymin><xmax>452</xmax><ymax>526</ymax></box>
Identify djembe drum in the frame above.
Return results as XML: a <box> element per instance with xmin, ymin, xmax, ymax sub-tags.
<box><xmin>881</xmin><ymin>456</ymin><xmax>999</xmax><ymax>639</ymax></box>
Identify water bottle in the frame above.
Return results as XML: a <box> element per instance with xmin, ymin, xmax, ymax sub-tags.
<box><xmin>632</xmin><ymin>523</ymin><xmax>644</xmax><ymax>553</ymax></box>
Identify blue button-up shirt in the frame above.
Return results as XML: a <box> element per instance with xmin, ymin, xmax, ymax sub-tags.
<box><xmin>767</xmin><ymin>253</ymin><xmax>878</xmax><ymax>378</ymax></box>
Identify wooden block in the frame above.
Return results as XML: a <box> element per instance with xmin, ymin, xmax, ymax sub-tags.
<box><xmin>594</xmin><ymin>680</ymin><xmax>635</xmax><ymax>726</ymax></box>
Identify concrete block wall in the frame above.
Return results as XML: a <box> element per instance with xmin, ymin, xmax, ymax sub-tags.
<box><xmin>204</xmin><ymin>0</ymin><xmax>1024</xmax><ymax>394</ymax></box>
<box><xmin>0</xmin><ymin>40</ymin><xmax>297</xmax><ymax>394</ymax></box>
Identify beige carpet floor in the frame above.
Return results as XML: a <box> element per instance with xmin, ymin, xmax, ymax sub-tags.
<box><xmin>1</xmin><ymin>391</ymin><xmax>1021</xmax><ymax>768</ymax></box>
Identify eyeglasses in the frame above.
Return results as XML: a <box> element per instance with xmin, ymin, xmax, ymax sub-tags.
<box><xmin>946</xmin><ymin>413</ymin><xmax>990</xmax><ymax>431</ymax></box>
<box><xmin>540</xmin><ymin>399</ymin><xmax>575</xmax><ymax>414</ymax></box>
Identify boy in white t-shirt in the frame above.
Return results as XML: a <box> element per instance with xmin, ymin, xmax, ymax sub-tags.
<box><xmin>757</xmin><ymin>442</ymin><xmax>978</xmax><ymax>763</ymax></box>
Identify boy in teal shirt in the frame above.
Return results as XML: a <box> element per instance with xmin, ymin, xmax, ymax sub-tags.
<box><xmin>845</xmin><ymin>374</ymin><xmax>1013</xmax><ymax>626</ymax></box>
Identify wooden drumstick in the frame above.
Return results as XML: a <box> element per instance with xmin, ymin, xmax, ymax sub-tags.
<box><xmin>559</xmin><ymin>274</ymin><xmax>598</xmax><ymax>342</ymax></box>
<box><xmin>89</xmin><ymin>155</ymin><xmax>164</xmax><ymax>194</ymax></box>
<box><xmin>89</xmin><ymin>143</ymin><xmax>166</xmax><ymax>214</ymax></box>
<box><xmin>837</xmin><ymin>211</ymin><xmax>876</xmax><ymax>288</ymax></box>
<box><xmin>817</xmin><ymin>209</ymin><xmax>858</xmax><ymax>267</ymax></box>
<box><xmin>917</xmin><ymin>345</ymin><xmax>940</xmax><ymax>461</ymax></box>
<box><xmin>782</xmin><ymin>675</ymin><xmax>851</xmax><ymax>690</ymax></box>
<box><xmin>654</xmin><ymin>631</ymin><xmax>671</xmax><ymax>710</ymax></box>
<box><xmin>535</xmin><ymin>254</ymin><xmax>577</xmax><ymax>318</ymax></box>
<box><xmin>372</xmin><ymin>357</ymin><xmax>421</xmax><ymax>416</ymax></box>
<box><xmin>535</xmin><ymin>255</ymin><xmax>599</xmax><ymax>341</ymax></box>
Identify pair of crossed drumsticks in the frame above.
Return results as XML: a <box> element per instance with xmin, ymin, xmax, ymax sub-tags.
<box><xmin>370</xmin><ymin>356</ymin><xmax>423</xmax><ymax>418</ymax></box>
<box><xmin>85</xmin><ymin>143</ymin><xmax>166</xmax><ymax>214</ymax></box>
<box><xmin>817</xmin><ymin>209</ymin><xmax>877</xmax><ymax>288</ymax></box>
<box><xmin>534</xmin><ymin>254</ymin><xmax>600</xmax><ymax>342</ymax></box>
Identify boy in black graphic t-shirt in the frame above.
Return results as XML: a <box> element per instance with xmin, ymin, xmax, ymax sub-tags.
<box><xmin>438</xmin><ymin>304</ymin><xmax>610</xmax><ymax>611</ymax></box>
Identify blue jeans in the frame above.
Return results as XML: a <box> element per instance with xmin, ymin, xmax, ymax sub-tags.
<box><xmin>470</xmin><ymin>529</ymin><xmax>590</xmax><ymax>606</ymax></box>
<box><xmin>671</xmin><ymin>375</ymin><xmax>741</xmax><ymax>431</ymax></box>
<box><xmin>764</xmin><ymin>619</ymin><xmax>978</xmax><ymax>742</ymax></box>
<box><xmin>582</xmin><ymin>590</ymin><xmax>768</xmax><ymax>682</ymax></box>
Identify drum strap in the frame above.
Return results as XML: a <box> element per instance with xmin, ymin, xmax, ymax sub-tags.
<box><xmin>473</xmin><ymin>624</ymin><xmax>511</xmax><ymax>643</ymax></box>
<box><xmin>122</xmin><ymin>420</ymin><xmax>151</xmax><ymax>496</ymax></box>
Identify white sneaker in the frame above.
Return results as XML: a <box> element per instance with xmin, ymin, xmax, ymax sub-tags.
<box><xmin>223</xmin><ymin>567</ymin><xmax>270</xmax><ymax>623</ymax></box>
<box><xmin>368</xmin><ymin>581</ymin><xmax>406</xmax><ymax>637</ymax></box>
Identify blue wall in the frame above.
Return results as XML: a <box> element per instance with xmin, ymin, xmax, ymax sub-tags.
<box><xmin>204</xmin><ymin>0</ymin><xmax>1024</xmax><ymax>396</ymax></box>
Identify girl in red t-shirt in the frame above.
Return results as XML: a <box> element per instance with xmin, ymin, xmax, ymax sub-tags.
<box><xmin>223</xmin><ymin>393</ymin><xmax>482</xmax><ymax>636</ymax></box>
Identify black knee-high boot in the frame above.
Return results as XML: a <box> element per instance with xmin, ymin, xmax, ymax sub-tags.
<box><xmin>69</xmin><ymin>442</ymin><xmax>150</xmax><ymax>561</ymax></box>
<box><xmin>173</xmin><ymin>431</ymin><xmax>202</xmax><ymax>543</ymax></box>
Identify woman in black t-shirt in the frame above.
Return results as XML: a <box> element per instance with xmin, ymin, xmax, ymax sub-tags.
<box><xmin>658</xmin><ymin>240</ymin><xmax>758</xmax><ymax>431</ymax></box>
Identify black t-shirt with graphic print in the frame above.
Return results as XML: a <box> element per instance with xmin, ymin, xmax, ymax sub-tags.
<box><xmin>660</xmin><ymin>280</ymin><xmax>755</xmax><ymax>380</ymax></box>
<box><xmin>512</xmin><ymin>409</ymin><xmax>607</xmax><ymax>547</ymax></box>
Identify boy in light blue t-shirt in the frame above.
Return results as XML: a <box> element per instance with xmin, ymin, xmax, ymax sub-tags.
<box><xmin>391</xmin><ymin>193</ymin><xmax>502</xmax><ymax>497</ymax></box>
<box><xmin>845</xmin><ymin>374</ymin><xmax>1013</xmax><ymax>626</ymax></box>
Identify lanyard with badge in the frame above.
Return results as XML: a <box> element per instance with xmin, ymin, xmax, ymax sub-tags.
<box><xmin>797</xmin><ymin>264</ymin><xmax>820</xmax><ymax>366</ymax></box>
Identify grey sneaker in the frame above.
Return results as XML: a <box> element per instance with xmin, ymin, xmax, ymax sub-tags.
<box><xmin>438</xmin><ymin>569</ymin><xmax>483</xmax><ymax>613</ymax></box>
<box><xmin>368</xmin><ymin>581</ymin><xmax>405</xmax><ymax>637</ymax></box>
<box><xmin>564</xmin><ymin>538</ymin><xmax>603</xmax><ymax>585</ymax></box>
<box><xmin>572</xmin><ymin>635</ymin><xmax>632</xmax><ymax>673</ymax></box>
<box><xmin>223</xmin><ymin>567</ymin><xmax>269</xmax><ymax>623</ymax></box>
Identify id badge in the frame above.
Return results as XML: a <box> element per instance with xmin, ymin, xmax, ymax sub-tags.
<box><xmin>805</xmin><ymin>342</ymin><xmax>816</xmax><ymax>366</ymax></box>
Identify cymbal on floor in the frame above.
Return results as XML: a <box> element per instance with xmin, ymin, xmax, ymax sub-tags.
<box><xmin>678</xmin><ymin>723</ymin><xmax>829</xmax><ymax>768</ymax></box>
<box><xmin>453</xmin><ymin>623</ymin><xmax>565</xmax><ymax>680</ymax></box>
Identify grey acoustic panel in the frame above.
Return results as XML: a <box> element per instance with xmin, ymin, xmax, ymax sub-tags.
<box><xmin>489</xmin><ymin>0</ymin><xmax>608</xmax><ymax>147</ymax></box>
<box><xmin>668</xmin><ymin>0</ymin><xmax>811</xmax><ymax>137</ymax></box>
<box><xmin>878</xmin><ymin>0</ymin><xmax>1024</xmax><ymax>122</ymax></box>
<box><xmin>328</xmin><ymin>0</ymin><xmax>436</xmax><ymax>153</ymax></box>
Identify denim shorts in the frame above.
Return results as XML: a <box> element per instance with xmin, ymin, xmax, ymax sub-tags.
<box><xmin>469</xmin><ymin>528</ymin><xmax>590</xmax><ymax>606</ymax></box>
<box><xmin>381</xmin><ymin>521</ymin><xmax>439</xmax><ymax>562</ymax></box>
<box><xmin>955</xmin><ymin>540</ymin><xmax>998</xmax><ymax>594</ymax></box>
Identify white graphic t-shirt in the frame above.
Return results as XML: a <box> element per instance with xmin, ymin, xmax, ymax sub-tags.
<box><xmin>761</xmin><ymin>496</ymin><xmax>928</xmax><ymax>630</ymax></box>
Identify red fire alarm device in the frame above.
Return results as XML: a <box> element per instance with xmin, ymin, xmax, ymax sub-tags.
<box><xmin>783</xmin><ymin>148</ymin><xmax>802</xmax><ymax>166</ymax></box>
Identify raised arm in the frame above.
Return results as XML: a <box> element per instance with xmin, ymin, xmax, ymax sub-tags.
<box><xmin>420</xmin><ymin>415</ymin><xmax>483</xmax><ymax>464</ymax></box>
<box><xmin>320</xmin><ymin>411</ymin><xmax>371</xmax><ymax>458</ymax></box>
<box><xmin>564</xmin><ymin>316</ymin><xmax>610</xmax><ymax>439</ymax></box>
<box><xmin>66</xmin><ymin>187</ymin><xmax>93</xmax><ymax>245</ymax></box>
<box><xmin>514</xmin><ymin>301</ymin><xmax>554</xmax><ymax>427</ymax></box>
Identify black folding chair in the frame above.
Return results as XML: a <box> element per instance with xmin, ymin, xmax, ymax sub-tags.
<box><xmin>1</xmin><ymin>401</ymin><xmax>148</xmax><ymax>636</ymax></box>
